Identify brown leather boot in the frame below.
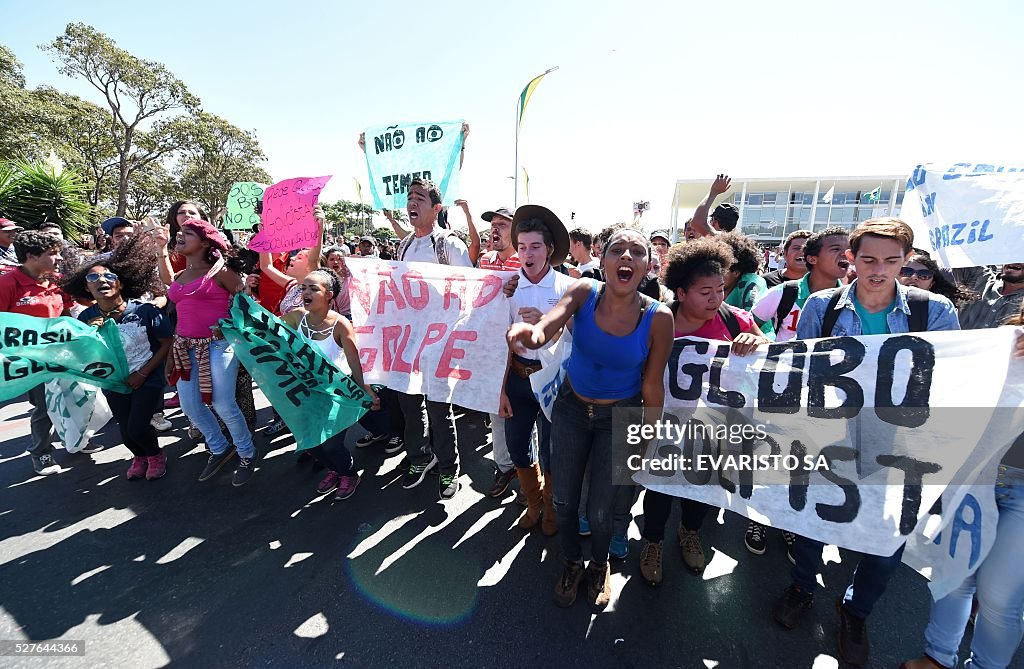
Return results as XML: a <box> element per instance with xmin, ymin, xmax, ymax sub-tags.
<box><xmin>516</xmin><ymin>464</ymin><xmax>543</xmax><ymax>530</ymax></box>
<box><xmin>541</xmin><ymin>470</ymin><xmax>558</xmax><ymax>536</ymax></box>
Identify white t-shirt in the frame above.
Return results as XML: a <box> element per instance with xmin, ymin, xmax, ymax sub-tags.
<box><xmin>402</xmin><ymin>231</ymin><xmax>472</xmax><ymax>267</ymax></box>
<box><xmin>751</xmin><ymin>283</ymin><xmax>801</xmax><ymax>342</ymax></box>
<box><xmin>576</xmin><ymin>259</ymin><xmax>599</xmax><ymax>275</ymax></box>
<box><xmin>509</xmin><ymin>266</ymin><xmax>575</xmax><ymax>361</ymax></box>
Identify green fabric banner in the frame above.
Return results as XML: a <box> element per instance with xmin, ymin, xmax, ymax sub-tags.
<box><xmin>219</xmin><ymin>294</ymin><xmax>372</xmax><ymax>451</ymax></box>
<box><xmin>0</xmin><ymin>313</ymin><xmax>131</xmax><ymax>401</ymax></box>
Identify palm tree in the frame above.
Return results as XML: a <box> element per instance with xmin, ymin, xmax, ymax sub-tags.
<box><xmin>0</xmin><ymin>159</ymin><xmax>93</xmax><ymax>241</ymax></box>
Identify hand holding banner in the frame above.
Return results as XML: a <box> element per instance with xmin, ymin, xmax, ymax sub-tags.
<box><xmin>225</xmin><ymin>182</ymin><xmax>267</xmax><ymax>230</ymax></box>
<box><xmin>364</xmin><ymin>121</ymin><xmax>463</xmax><ymax>209</ymax></box>
<box><xmin>247</xmin><ymin>176</ymin><xmax>331</xmax><ymax>253</ymax></box>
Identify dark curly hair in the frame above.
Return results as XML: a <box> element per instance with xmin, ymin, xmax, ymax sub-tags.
<box><xmin>305</xmin><ymin>267</ymin><xmax>344</xmax><ymax>301</ymax></box>
<box><xmin>803</xmin><ymin>226</ymin><xmax>849</xmax><ymax>270</ymax></box>
<box><xmin>14</xmin><ymin>231</ymin><xmax>62</xmax><ymax>263</ymax></box>
<box><xmin>663</xmin><ymin>237</ymin><xmax>735</xmax><ymax>294</ymax></box>
<box><xmin>61</xmin><ymin>234</ymin><xmax>163</xmax><ymax>301</ymax></box>
<box><xmin>717</xmin><ymin>231</ymin><xmax>762</xmax><ymax>275</ymax></box>
<box><xmin>904</xmin><ymin>253</ymin><xmax>976</xmax><ymax>307</ymax></box>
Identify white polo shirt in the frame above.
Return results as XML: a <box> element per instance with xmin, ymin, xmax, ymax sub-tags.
<box><xmin>509</xmin><ymin>266</ymin><xmax>575</xmax><ymax>361</ymax></box>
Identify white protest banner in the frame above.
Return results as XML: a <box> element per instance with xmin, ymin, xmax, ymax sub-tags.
<box><xmin>900</xmin><ymin>162</ymin><xmax>1024</xmax><ymax>268</ymax></box>
<box><xmin>364</xmin><ymin>121</ymin><xmax>463</xmax><ymax>209</ymax></box>
<box><xmin>902</xmin><ymin>460</ymin><xmax>1001</xmax><ymax>599</ymax></box>
<box><xmin>529</xmin><ymin>332</ymin><xmax>572</xmax><ymax>422</ymax></box>
<box><xmin>633</xmin><ymin>328</ymin><xmax>1024</xmax><ymax>565</ymax></box>
<box><xmin>348</xmin><ymin>258</ymin><xmax>513</xmax><ymax>414</ymax></box>
<box><xmin>45</xmin><ymin>379</ymin><xmax>112</xmax><ymax>453</ymax></box>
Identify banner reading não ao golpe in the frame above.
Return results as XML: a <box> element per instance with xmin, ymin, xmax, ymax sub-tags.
<box><xmin>629</xmin><ymin>328</ymin><xmax>1024</xmax><ymax>594</ymax></box>
<box><xmin>348</xmin><ymin>258</ymin><xmax>514</xmax><ymax>414</ymax></box>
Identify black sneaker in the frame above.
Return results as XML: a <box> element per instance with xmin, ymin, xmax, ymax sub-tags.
<box><xmin>773</xmin><ymin>585</ymin><xmax>814</xmax><ymax>630</ymax></box>
<box><xmin>401</xmin><ymin>454</ymin><xmax>437</xmax><ymax>489</ymax></box>
<box><xmin>31</xmin><ymin>453</ymin><xmax>60</xmax><ymax>475</ymax></box>
<box><xmin>384</xmin><ymin>436</ymin><xmax>404</xmax><ymax>454</ymax></box>
<box><xmin>78</xmin><ymin>442</ymin><xmax>104</xmax><ymax>454</ymax></box>
<box><xmin>232</xmin><ymin>456</ymin><xmax>256</xmax><ymax>487</ymax></box>
<box><xmin>439</xmin><ymin>470</ymin><xmax>460</xmax><ymax>500</ymax></box>
<box><xmin>836</xmin><ymin>599</ymin><xmax>870</xmax><ymax>665</ymax></box>
<box><xmin>356</xmin><ymin>432</ymin><xmax>388</xmax><ymax>448</ymax></box>
<box><xmin>744</xmin><ymin>521</ymin><xmax>767</xmax><ymax>555</ymax></box>
<box><xmin>783</xmin><ymin>531</ymin><xmax>797</xmax><ymax>565</ymax></box>
<box><xmin>198</xmin><ymin>448</ymin><xmax>236</xmax><ymax>481</ymax></box>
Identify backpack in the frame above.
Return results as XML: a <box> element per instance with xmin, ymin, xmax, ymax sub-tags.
<box><xmin>773</xmin><ymin>280</ymin><xmax>800</xmax><ymax>331</ymax></box>
<box><xmin>821</xmin><ymin>285</ymin><xmax>930</xmax><ymax>336</ymax></box>
<box><xmin>717</xmin><ymin>303</ymin><xmax>742</xmax><ymax>339</ymax></box>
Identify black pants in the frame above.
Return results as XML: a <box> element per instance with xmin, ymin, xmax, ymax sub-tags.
<box><xmin>25</xmin><ymin>384</ymin><xmax>55</xmax><ymax>455</ymax></box>
<box><xmin>308</xmin><ymin>428</ymin><xmax>354</xmax><ymax>475</ymax></box>
<box><xmin>641</xmin><ymin>490</ymin><xmax>709</xmax><ymax>542</ymax></box>
<box><xmin>104</xmin><ymin>386</ymin><xmax>163</xmax><ymax>457</ymax></box>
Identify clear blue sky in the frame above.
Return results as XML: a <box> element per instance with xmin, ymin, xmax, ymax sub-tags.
<box><xmin>4</xmin><ymin>0</ymin><xmax>1023</xmax><ymax>232</ymax></box>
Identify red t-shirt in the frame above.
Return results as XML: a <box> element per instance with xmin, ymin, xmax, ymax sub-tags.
<box><xmin>676</xmin><ymin>304</ymin><xmax>756</xmax><ymax>341</ymax></box>
<box><xmin>0</xmin><ymin>268</ymin><xmax>68</xmax><ymax>317</ymax></box>
<box><xmin>477</xmin><ymin>251</ymin><xmax>521</xmax><ymax>270</ymax></box>
<box><xmin>258</xmin><ymin>253</ymin><xmax>289</xmax><ymax>315</ymax></box>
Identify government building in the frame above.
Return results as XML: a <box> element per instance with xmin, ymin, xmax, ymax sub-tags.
<box><xmin>668</xmin><ymin>175</ymin><xmax>908</xmax><ymax>245</ymax></box>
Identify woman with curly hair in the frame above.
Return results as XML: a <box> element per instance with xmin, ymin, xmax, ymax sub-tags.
<box><xmin>62</xmin><ymin>235</ymin><xmax>173</xmax><ymax>480</ymax></box>
<box><xmin>154</xmin><ymin>216</ymin><xmax>257</xmax><ymax>487</ymax></box>
<box><xmin>899</xmin><ymin>253</ymin><xmax>976</xmax><ymax>308</ymax></box>
<box><xmin>719</xmin><ymin>231</ymin><xmax>767</xmax><ymax>311</ymax></box>
<box><xmin>637</xmin><ymin>237</ymin><xmax>769</xmax><ymax>586</ymax></box>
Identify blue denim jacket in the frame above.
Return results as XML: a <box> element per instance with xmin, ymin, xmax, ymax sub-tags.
<box><xmin>796</xmin><ymin>279</ymin><xmax>960</xmax><ymax>338</ymax></box>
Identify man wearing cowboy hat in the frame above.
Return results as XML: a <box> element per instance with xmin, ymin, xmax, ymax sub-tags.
<box><xmin>500</xmin><ymin>204</ymin><xmax>573</xmax><ymax>536</ymax></box>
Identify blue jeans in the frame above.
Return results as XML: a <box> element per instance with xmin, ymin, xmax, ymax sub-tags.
<box><xmin>504</xmin><ymin>366</ymin><xmax>551</xmax><ymax>470</ymax></box>
<box><xmin>924</xmin><ymin>465</ymin><xmax>1024</xmax><ymax>669</ymax></box>
<box><xmin>791</xmin><ymin>533</ymin><xmax>905</xmax><ymax>619</ymax></box>
<box><xmin>550</xmin><ymin>381</ymin><xmax>641</xmax><ymax>565</ymax></box>
<box><xmin>176</xmin><ymin>340</ymin><xmax>255</xmax><ymax>458</ymax></box>
<box><xmin>308</xmin><ymin>429</ymin><xmax>353</xmax><ymax>476</ymax></box>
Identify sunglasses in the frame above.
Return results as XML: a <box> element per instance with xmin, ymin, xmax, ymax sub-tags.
<box><xmin>86</xmin><ymin>272</ymin><xmax>118</xmax><ymax>283</ymax></box>
<box><xmin>899</xmin><ymin>267</ymin><xmax>933</xmax><ymax>280</ymax></box>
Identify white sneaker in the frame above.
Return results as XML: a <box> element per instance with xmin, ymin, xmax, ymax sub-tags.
<box><xmin>150</xmin><ymin>413</ymin><xmax>172</xmax><ymax>432</ymax></box>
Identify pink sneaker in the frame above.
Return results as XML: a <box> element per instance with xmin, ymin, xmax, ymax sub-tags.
<box><xmin>316</xmin><ymin>470</ymin><xmax>341</xmax><ymax>494</ymax></box>
<box><xmin>334</xmin><ymin>474</ymin><xmax>360</xmax><ymax>500</ymax></box>
<box><xmin>165</xmin><ymin>393</ymin><xmax>180</xmax><ymax>409</ymax></box>
<box><xmin>126</xmin><ymin>457</ymin><xmax>148</xmax><ymax>480</ymax></box>
<box><xmin>146</xmin><ymin>453</ymin><xmax>167</xmax><ymax>480</ymax></box>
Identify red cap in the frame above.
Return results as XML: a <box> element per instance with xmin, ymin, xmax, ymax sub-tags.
<box><xmin>0</xmin><ymin>218</ymin><xmax>25</xmax><ymax>232</ymax></box>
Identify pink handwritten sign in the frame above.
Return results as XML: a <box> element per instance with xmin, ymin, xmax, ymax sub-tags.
<box><xmin>247</xmin><ymin>176</ymin><xmax>332</xmax><ymax>253</ymax></box>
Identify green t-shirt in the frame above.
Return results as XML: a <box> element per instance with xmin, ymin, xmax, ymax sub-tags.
<box><xmin>725</xmin><ymin>273</ymin><xmax>767</xmax><ymax>310</ymax></box>
<box><xmin>854</xmin><ymin>299</ymin><xmax>893</xmax><ymax>335</ymax></box>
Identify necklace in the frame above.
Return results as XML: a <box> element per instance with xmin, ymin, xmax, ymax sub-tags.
<box><xmin>100</xmin><ymin>301</ymin><xmax>126</xmax><ymax>320</ymax></box>
<box><xmin>300</xmin><ymin>312</ymin><xmax>334</xmax><ymax>338</ymax></box>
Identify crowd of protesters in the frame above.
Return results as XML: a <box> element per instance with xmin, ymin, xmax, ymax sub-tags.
<box><xmin>2</xmin><ymin>162</ymin><xmax>1024</xmax><ymax>668</ymax></box>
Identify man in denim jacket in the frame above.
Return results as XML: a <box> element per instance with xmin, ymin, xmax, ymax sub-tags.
<box><xmin>772</xmin><ymin>218</ymin><xmax>959</xmax><ymax>666</ymax></box>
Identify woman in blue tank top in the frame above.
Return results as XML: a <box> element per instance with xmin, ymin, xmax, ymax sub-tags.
<box><xmin>508</xmin><ymin>227</ymin><xmax>674</xmax><ymax>610</ymax></box>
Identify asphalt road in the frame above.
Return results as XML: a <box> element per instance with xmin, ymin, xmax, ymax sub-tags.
<box><xmin>0</xmin><ymin>392</ymin><xmax>1019</xmax><ymax>669</ymax></box>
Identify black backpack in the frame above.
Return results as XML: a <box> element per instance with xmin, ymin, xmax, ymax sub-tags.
<box><xmin>718</xmin><ymin>303</ymin><xmax>742</xmax><ymax>339</ymax></box>
<box><xmin>821</xmin><ymin>285</ymin><xmax>930</xmax><ymax>336</ymax></box>
<box><xmin>773</xmin><ymin>280</ymin><xmax>801</xmax><ymax>331</ymax></box>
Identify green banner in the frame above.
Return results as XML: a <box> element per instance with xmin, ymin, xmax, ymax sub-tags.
<box><xmin>0</xmin><ymin>313</ymin><xmax>132</xmax><ymax>401</ymax></box>
<box><xmin>219</xmin><ymin>294</ymin><xmax>372</xmax><ymax>451</ymax></box>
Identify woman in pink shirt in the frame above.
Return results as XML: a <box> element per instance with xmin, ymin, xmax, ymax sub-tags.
<box><xmin>638</xmin><ymin>237</ymin><xmax>769</xmax><ymax>586</ymax></box>
<box><xmin>156</xmin><ymin>218</ymin><xmax>257</xmax><ymax>487</ymax></box>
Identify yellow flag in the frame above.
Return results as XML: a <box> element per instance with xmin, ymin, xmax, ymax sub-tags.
<box><xmin>518</xmin><ymin>67</ymin><xmax>559</xmax><ymax>131</ymax></box>
<box><xmin>522</xmin><ymin>167</ymin><xmax>530</xmax><ymax>203</ymax></box>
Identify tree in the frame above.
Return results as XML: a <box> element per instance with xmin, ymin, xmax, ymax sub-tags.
<box><xmin>0</xmin><ymin>159</ymin><xmax>94</xmax><ymax>241</ymax></box>
<box><xmin>124</xmin><ymin>160</ymin><xmax>176</xmax><ymax>220</ymax></box>
<box><xmin>0</xmin><ymin>45</ymin><xmax>58</xmax><ymax>162</ymax></box>
<box><xmin>35</xmin><ymin>87</ymin><xmax>119</xmax><ymax>208</ymax></box>
<box><xmin>174</xmin><ymin>111</ymin><xmax>271</xmax><ymax>219</ymax></box>
<box><xmin>43</xmin><ymin>23</ymin><xmax>199</xmax><ymax>216</ymax></box>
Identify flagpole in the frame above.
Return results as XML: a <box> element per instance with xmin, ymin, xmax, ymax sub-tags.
<box><xmin>514</xmin><ymin>66</ymin><xmax>559</xmax><ymax>207</ymax></box>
